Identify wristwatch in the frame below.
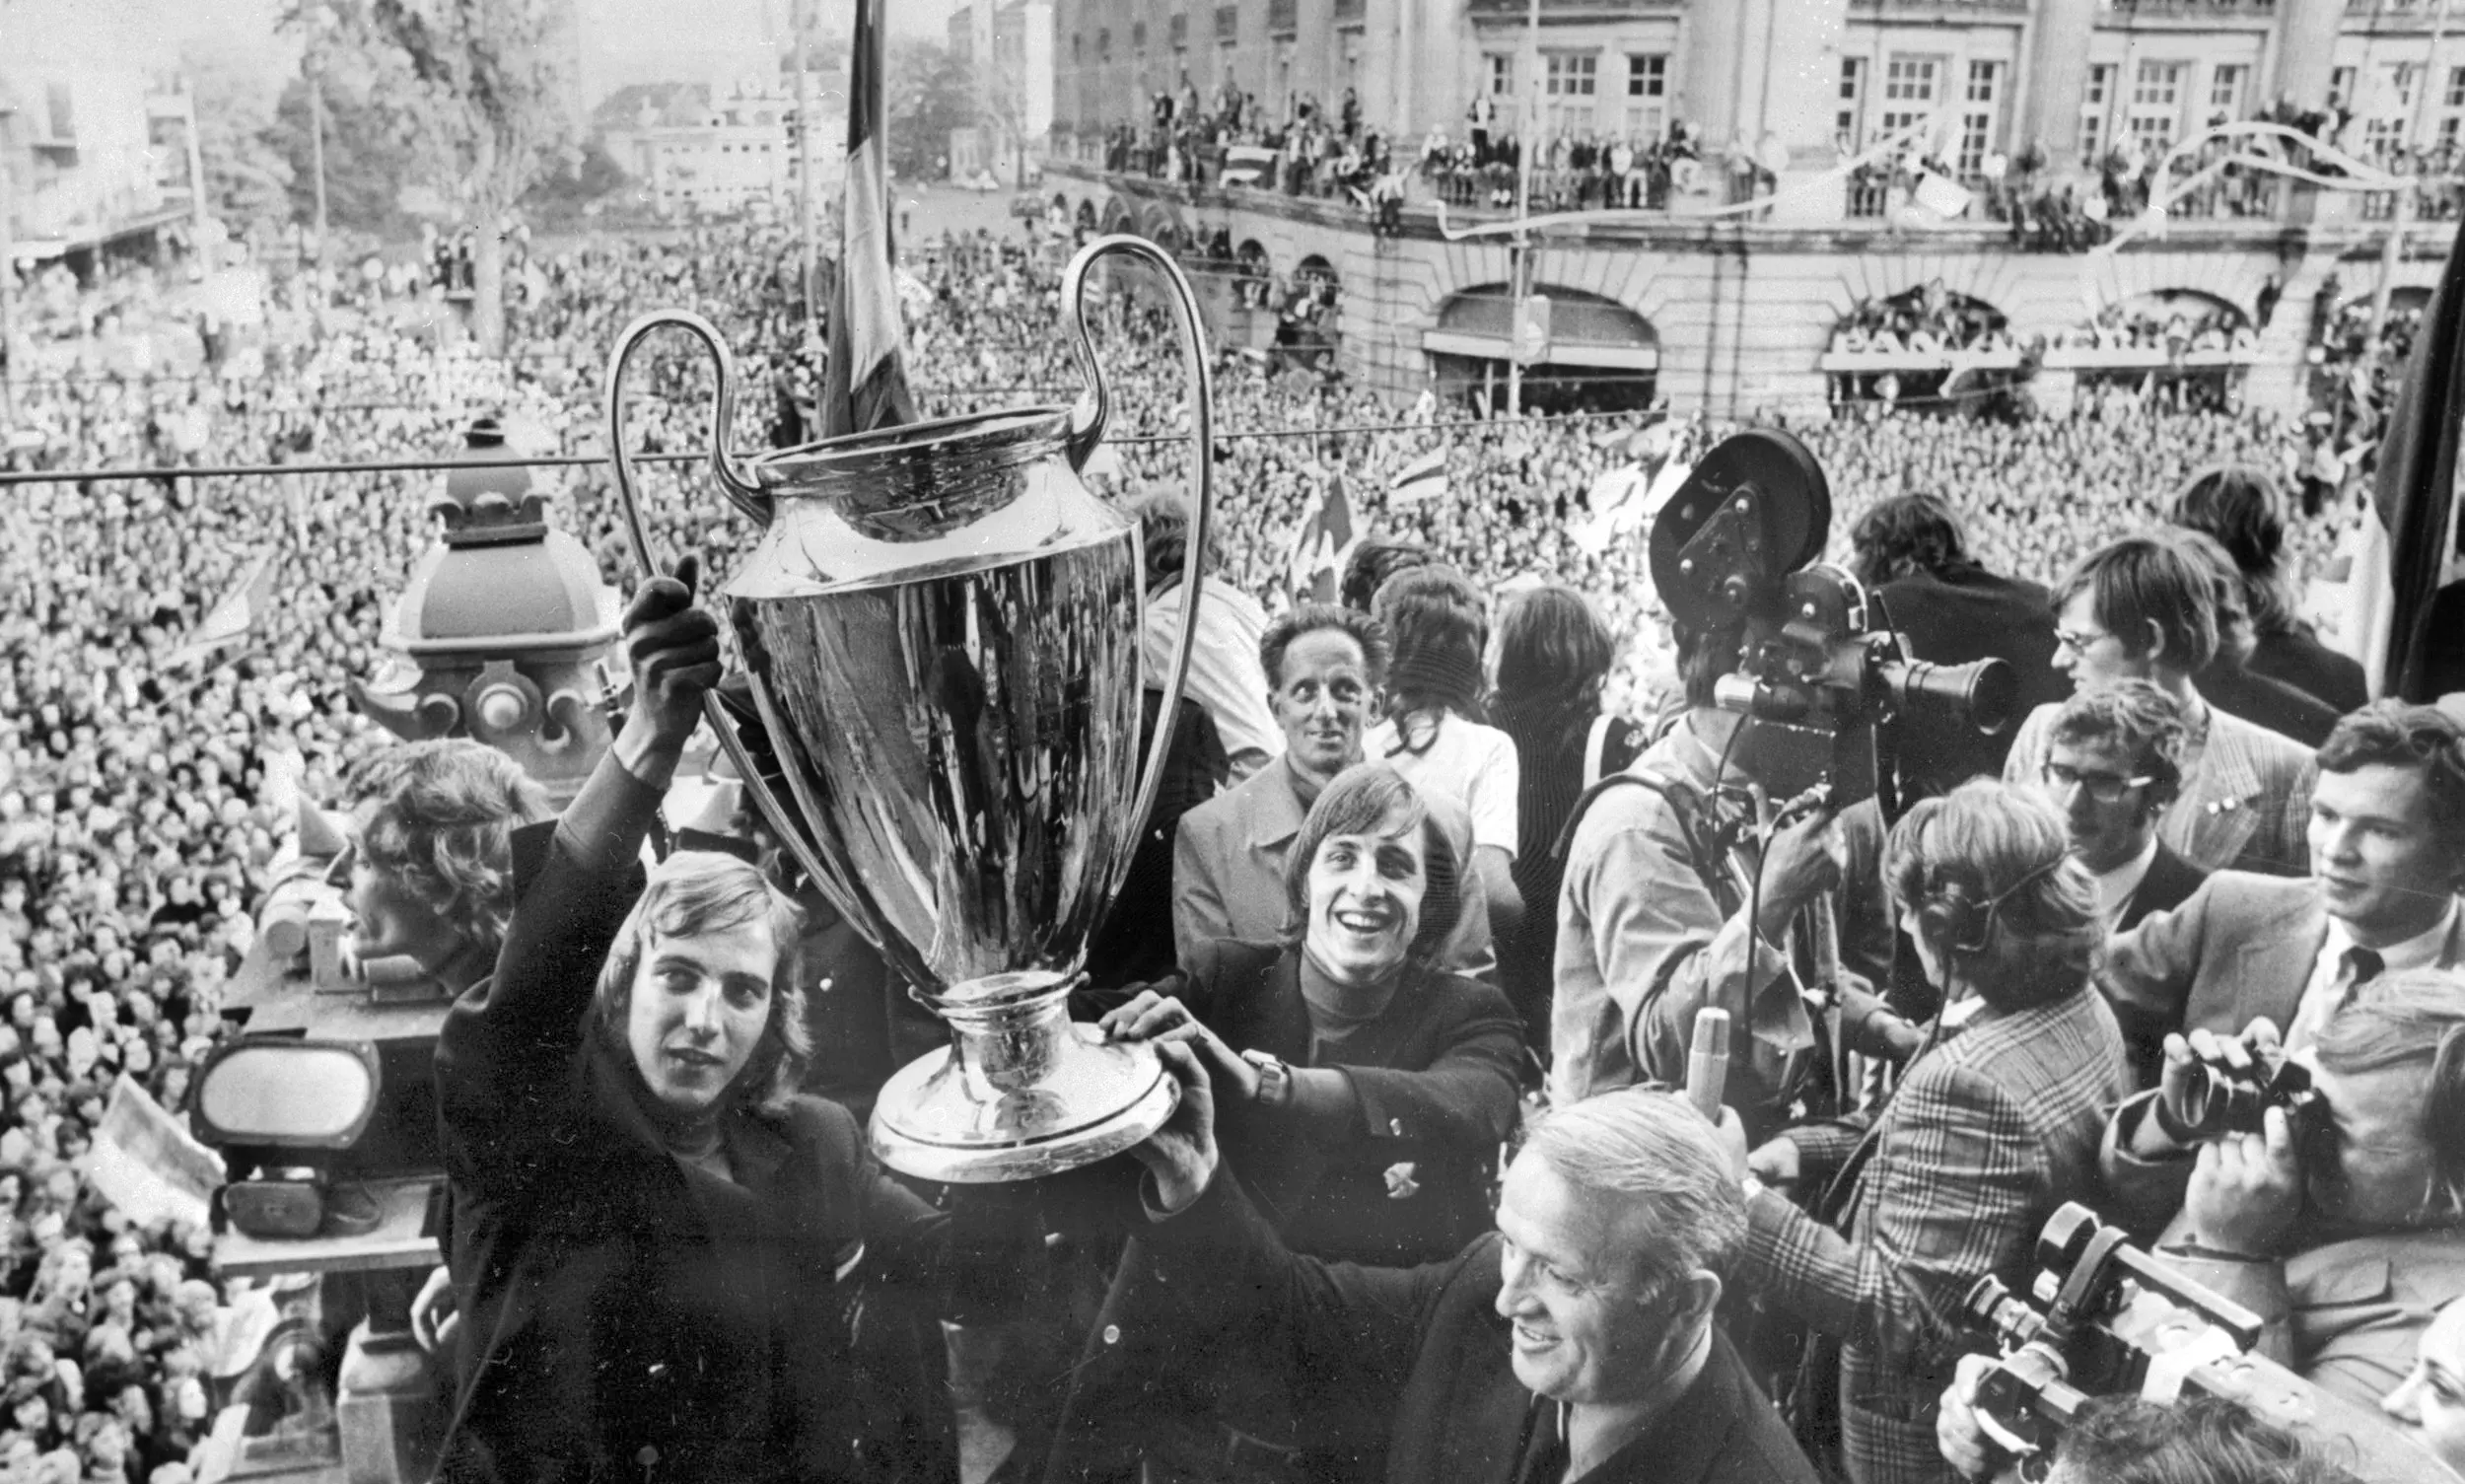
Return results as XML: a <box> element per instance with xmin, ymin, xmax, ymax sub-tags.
<box><xmin>1239</xmin><ymin>1048</ymin><xmax>1294</xmax><ymax>1108</ymax></box>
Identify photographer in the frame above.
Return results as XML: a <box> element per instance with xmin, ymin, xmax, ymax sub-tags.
<box><xmin>2098</xmin><ymin>971</ymin><xmax>2465</xmax><ymax>1407</ymax></box>
<box><xmin>1553</xmin><ymin>616</ymin><xmax>1897</xmax><ymax>1130</ymax></box>
<box><xmin>2099</xmin><ymin>702</ymin><xmax>2465</xmax><ymax>1080</ymax></box>
<box><xmin>431</xmin><ymin>558</ymin><xmax>1033</xmax><ymax>1484</ymax></box>
<box><xmin>1719</xmin><ymin>781</ymin><xmax>2128</xmax><ymax>1484</ymax></box>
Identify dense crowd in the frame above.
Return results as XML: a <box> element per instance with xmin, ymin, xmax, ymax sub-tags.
<box><xmin>0</xmin><ymin>212</ymin><xmax>2404</xmax><ymax>1483</ymax></box>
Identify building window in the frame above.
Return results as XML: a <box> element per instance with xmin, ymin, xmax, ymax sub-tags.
<box><xmin>1486</xmin><ymin>53</ymin><xmax>1515</xmax><ymax>98</ymax></box>
<box><xmin>1544</xmin><ymin>51</ymin><xmax>1597</xmax><ymax>135</ymax></box>
<box><xmin>1837</xmin><ymin>57</ymin><xmax>1866</xmax><ymax>152</ymax></box>
<box><xmin>1959</xmin><ymin>60</ymin><xmax>2001</xmax><ymax>176</ymax></box>
<box><xmin>2081</xmin><ymin>63</ymin><xmax>2113</xmax><ymax>158</ymax></box>
<box><xmin>2365</xmin><ymin>62</ymin><xmax>2421</xmax><ymax>156</ymax></box>
<box><xmin>1097</xmin><ymin>27</ymin><xmax>1110</xmax><ymax>60</ymax></box>
<box><xmin>2331</xmin><ymin>66</ymin><xmax>2357</xmax><ymax>108</ymax></box>
<box><xmin>1878</xmin><ymin>55</ymin><xmax>1939</xmax><ymax>142</ymax></box>
<box><xmin>2208</xmin><ymin>63</ymin><xmax>2246</xmax><ymax>118</ymax></box>
<box><xmin>1131</xmin><ymin>20</ymin><xmax>1147</xmax><ymax>51</ymax></box>
<box><xmin>2128</xmin><ymin>59</ymin><xmax>2185</xmax><ymax>153</ymax></box>
<box><xmin>1627</xmin><ymin>53</ymin><xmax>1667</xmax><ymax>141</ymax></box>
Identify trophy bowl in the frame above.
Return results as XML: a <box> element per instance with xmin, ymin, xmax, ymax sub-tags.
<box><xmin>604</xmin><ymin>236</ymin><xmax>1215</xmax><ymax>1181</ymax></box>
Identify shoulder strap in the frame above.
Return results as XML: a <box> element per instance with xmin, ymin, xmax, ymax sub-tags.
<box><xmin>1582</xmin><ymin>713</ymin><xmax>1614</xmax><ymax>787</ymax></box>
<box><xmin>1551</xmin><ymin>771</ymin><xmax>1732</xmax><ymax>911</ymax></box>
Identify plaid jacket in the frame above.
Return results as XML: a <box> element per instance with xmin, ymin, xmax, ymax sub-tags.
<box><xmin>1738</xmin><ymin>986</ymin><xmax>2129</xmax><ymax>1484</ymax></box>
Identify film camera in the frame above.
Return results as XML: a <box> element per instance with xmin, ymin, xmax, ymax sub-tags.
<box><xmin>1647</xmin><ymin>429</ymin><xmax>2015</xmax><ymax>813</ymax></box>
<box><xmin>1961</xmin><ymin>1203</ymin><xmax>2441</xmax><ymax>1481</ymax></box>
<box><xmin>2174</xmin><ymin>1043</ymin><xmax>2323</xmax><ymax>1141</ymax></box>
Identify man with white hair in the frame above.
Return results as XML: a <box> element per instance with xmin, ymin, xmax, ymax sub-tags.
<box><xmin>1114</xmin><ymin>1067</ymin><xmax>1819</xmax><ymax>1484</ymax></box>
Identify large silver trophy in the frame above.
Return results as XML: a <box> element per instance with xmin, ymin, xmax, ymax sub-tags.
<box><xmin>603</xmin><ymin>236</ymin><xmax>1215</xmax><ymax>1182</ymax></box>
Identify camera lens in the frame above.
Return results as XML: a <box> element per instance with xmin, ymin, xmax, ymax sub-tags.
<box><xmin>2180</xmin><ymin>1062</ymin><xmax>2263</xmax><ymax>1138</ymax></box>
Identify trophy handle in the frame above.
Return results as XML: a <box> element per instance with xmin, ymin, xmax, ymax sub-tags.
<box><xmin>600</xmin><ymin>310</ymin><xmax>870</xmax><ymax>929</ymax></box>
<box><xmin>604</xmin><ymin>309</ymin><xmax>770</xmax><ymax>534</ymax></box>
<box><xmin>1058</xmin><ymin>234</ymin><xmax>1218</xmax><ymax>893</ymax></box>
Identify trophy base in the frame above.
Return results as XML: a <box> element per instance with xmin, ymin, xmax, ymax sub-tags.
<box><xmin>869</xmin><ymin>1022</ymin><xmax>1180</xmax><ymax>1184</ymax></box>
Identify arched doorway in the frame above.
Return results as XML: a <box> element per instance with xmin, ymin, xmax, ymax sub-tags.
<box><xmin>1820</xmin><ymin>282</ymin><xmax>2016</xmax><ymax>413</ymax></box>
<box><xmin>1420</xmin><ymin>283</ymin><xmax>1659</xmax><ymax>414</ymax></box>
<box><xmin>1075</xmin><ymin>198</ymin><xmax>1098</xmax><ymax>233</ymax></box>
<box><xmin>1274</xmin><ymin>254</ymin><xmax>1343</xmax><ymax>375</ymax></box>
<box><xmin>1232</xmin><ymin>239</ymin><xmax>1271</xmax><ymax>309</ymax></box>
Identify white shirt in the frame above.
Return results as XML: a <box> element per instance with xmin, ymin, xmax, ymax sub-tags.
<box><xmin>2285</xmin><ymin>897</ymin><xmax>2459</xmax><ymax>1050</ymax></box>
<box><xmin>1365</xmin><ymin>711</ymin><xmax>1520</xmax><ymax>858</ymax></box>
<box><xmin>1142</xmin><ymin>577</ymin><xmax>1281</xmax><ymax>780</ymax></box>
<box><xmin>2091</xmin><ymin>838</ymin><xmax>2159</xmax><ymax>933</ymax></box>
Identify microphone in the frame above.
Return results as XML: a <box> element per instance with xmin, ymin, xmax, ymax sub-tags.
<box><xmin>1685</xmin><ymin>1007</ymin><xmax>1730</xmax><ymax>1125</ymax></box>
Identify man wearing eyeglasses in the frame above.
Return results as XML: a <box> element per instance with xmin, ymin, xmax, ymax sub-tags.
<box><xmin>2039</xmin><ymin>682</ymin><xmax>2212</xmax><ymax>1084</ymax></box>
<box><xmin>2003</xmin><ymin>533</ymin><xmax>2316</xmax><ymax>878</ymax></box>
<box><xmin>2040</xmin><ymin>681</ymin><xmax>2210</xmax><ymax>938</ymax></box>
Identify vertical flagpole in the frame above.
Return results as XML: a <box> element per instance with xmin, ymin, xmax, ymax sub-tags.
<box><xmin>819</xmin><ymin>0</ymin><xmax>916</xmax><ymax>437</ymax></box>
<box><xmin>1508</xmin><ymin>0</ymin><xmax>1538</xmax><ymax>420</ymax></box>
<box><xmin>799</xmin><ymin>2</ymin><xmax>816</xmax><ymax>334</ymax></box>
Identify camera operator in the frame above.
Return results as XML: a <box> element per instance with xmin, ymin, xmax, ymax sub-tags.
<box><xmin>1716</xmin><ymin>780</ymin><xmax>2128</xmax><ymax>1484</ymax></box>
<box><xmin>2002</xmin><ymin>534</ymin><xmax>2315</xmax><ymax>878</ymax></box>
<box><xmin>1847</xmin><ymin>495</ymin><xmax>2065</xmax><ymax>801</ymax></box>
<box><xmin>2099</xmin><ymin>971</ymin><xmax>2465</xmax><ymax>1407</ymax></box>
<box><xmin>2098</xmin><ymin>701</ymin><xmax>2465</xmax><ymax>1081</ymax></box>
<box><xmin>431</xmin><ymin>557</ymin><xmax>1035</xmax><ymax>1484</ymax></box>
<box><xmin>1552</xmin><ymin>616</ymin><xmax>1900</xmax><ymax>1130</ymax></box>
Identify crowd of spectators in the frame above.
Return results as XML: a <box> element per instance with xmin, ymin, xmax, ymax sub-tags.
<box><xmin>0</xmin><ymin>208</ymin><xmax>2390</xmax><ymax>1481</ymax></box>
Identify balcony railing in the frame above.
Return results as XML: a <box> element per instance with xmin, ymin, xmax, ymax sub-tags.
<box><xmin>2107</xmin><ymin>0</ymin><xmax>2276</xmax><ymax>15</ymax></box>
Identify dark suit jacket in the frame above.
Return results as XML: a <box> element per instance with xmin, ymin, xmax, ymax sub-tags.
<box><xmin>1179</xmin><ymin>938</ymin><xmax>1523</xmax><ymax>1267</ymax></box>
<box><xmin>2117</xmin><ymin>841</ymin><xmax>2209</xmax><ymax>934</ymax></box>
<box><xmin>1123</xmin><ymin>1172</ymin><xmax>1820</xmax><ymax>1484</ymax></box>
<box><xmin>434</xmin><ymin>763</ymin><xmax>986</xmax><ymax>1484</ymax></box>
<box><xmin>2200</xmin><ymin>657</ymin><xmax>2342</xmax><ymax>748</ymax></box>
<box><xmin>2250</xmin><ymin>624</ymin><xmax>2368</xmax><ymax>714</ymax></box>
<box><xmin>1872</xmin><ymin>564</ymin><xmax>2067</xmax><ymax>797</ymax></box>
<box><xmin>2110</xmin><ymin>842</ymin><xmax>2212</xmax><ymax>1086</ymax></box>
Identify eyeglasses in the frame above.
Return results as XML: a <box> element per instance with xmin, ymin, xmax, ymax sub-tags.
<box><xmin>2041</xmin><ymin>762</ymin><xmax>2155</xmax><ymax>805</ymax></box>
<box><xmin>2051</xmin><ymin>628</ymin><xmax>2103</xmax><ymax>658</ymax></box>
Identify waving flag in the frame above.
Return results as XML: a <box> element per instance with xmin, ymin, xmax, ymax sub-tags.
<box><xmin>170</xmin><ymin>549</ymin><xmax>280</xmax><ymax>669</ymax></box>
<box><xmin>1389</xmin><ymin>448</ymin><xmax>1447</xmax><ymax>506</ymax></box>
<box><xmin>2343</xmin><ymin>216</ymin><xmax>2465</xmax><ymax>701</ymax></box>
<box><xmin>818</xmin><ymin>0</ymin><xmax>917</xmax><ymax>438</ymax></box>
<box><xmin>1286</xmin><ymin>476</ymin><xmax>1359</xmax><ymax>602</ymax></box>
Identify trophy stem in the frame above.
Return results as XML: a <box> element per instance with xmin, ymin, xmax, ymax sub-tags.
<box><xmin>870</xmin><ymin>970</ymin><xmax>1179</xmax><ymax>1184</ymax></box>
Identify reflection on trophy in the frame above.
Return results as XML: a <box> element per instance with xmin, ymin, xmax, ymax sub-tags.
<box><xmin>604</xmin><ymin>236</ymin><xmax>1216</xmax><ymax>1181</ymax></box>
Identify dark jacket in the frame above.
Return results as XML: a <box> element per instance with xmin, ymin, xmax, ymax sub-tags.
<box><xmin>1872</xmin><ymin>565</ymin><xmax>2066</xmax><ymax>798</ymax></box>
<box><xmin>434</xmin><ymin>762</ymin><xmax>983</xmax><ymax>1484</ymax></box>
<box><xmin>1117</xmin><ymin>1172</ymin><xmax>1819</xmax><ymax>1484</ymax></box>
<box><xmin>2118</xmin><ymin>840</ymin><xmax>2210</xmax><ymax>935</ymax></box>
<box><xmin>2199</xmin><ymin>657</ymin><xmax>2343</xmax><ymax>748</ymax></box>
<box><xmin>2250</xmin><ymin>623</ymin><xmax>2367</xmax><ymax>715</ymax></box>
<box><xmin>1179</xmin><ymin>938</ymin><xmax>1523</xmax><ymax>1267</ymax></box>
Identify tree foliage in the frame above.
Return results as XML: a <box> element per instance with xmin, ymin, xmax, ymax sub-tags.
<box><xmin>883</xmin><ymin>38</ymin><xmax>977</xmax><ymax>182</ymax></box>
<box><xmin>182</xmin><ymin>45</ymin><xmax>297</xmax><ymax>236</ymax></box>
<box><xmin>286</xmin><ymin>0</ymin><xmax>578</xmax><ymax>350</ymax></box>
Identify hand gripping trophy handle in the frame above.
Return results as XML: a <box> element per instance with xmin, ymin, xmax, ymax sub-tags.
<box><xmin>600</xmin><ymin>309</ymin><xmax>877</xmax><ymax>934</ymax></box>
